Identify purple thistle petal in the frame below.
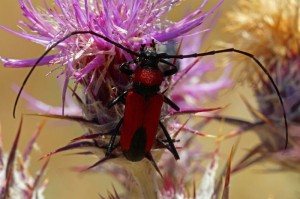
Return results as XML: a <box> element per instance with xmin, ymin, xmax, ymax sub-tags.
<box><xmin>153</xmin><ymin>0</ymin><xmax>224</xmax><ymax>42</ymax></box>
<box><xmin>72</xmin><ymin>1</ymin><xmax>88</xmax><ymax>28</ymax></box>
<box><xmin>19</xmin><ymin>0</ymin><xmax>55</xmax><ymax>36</ymax></box>
<box><xmin>73</xmin><ymin>55</ymin><xmax>105</xmax><ymax>80</ymax></box>
<box><xmin>0</xmin><ymin>25</ymin><xmax>52</xmax><ymax>45</ymax></box>
<box><xmin>1</xmin><ymin>55</ymin><xmax>57</xmax><ymax>68</ymax></box>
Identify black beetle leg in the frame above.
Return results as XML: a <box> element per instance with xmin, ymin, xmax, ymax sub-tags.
<box><xmin>106</xmin><ymin>118</ymin><xmax>123</xmax><ymax>157</ymax></box>
<box><xmin>159</xmin><ymin>121</ymin><xmax>180</xmax><ymax>160</ymax></box>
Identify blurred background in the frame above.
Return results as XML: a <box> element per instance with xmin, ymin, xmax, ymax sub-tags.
<box><xmin>0</xmin><ymin>0</ymin><xmax>298</xmax><ymax>198</ymax></box>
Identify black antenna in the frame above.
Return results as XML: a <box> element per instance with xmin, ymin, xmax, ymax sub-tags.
<box><xmin>158</xmin><ymin>48</ymin><xmax>288</xmax><ymax>149</ymax></box>
<box><xmin>13</xmin><ymin>30</ymin><xmax>138</xmax><ymax>118</ymax></box>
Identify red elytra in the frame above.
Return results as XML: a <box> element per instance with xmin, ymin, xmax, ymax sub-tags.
<box><xmin>121</xmin><ymin>91</ymin><xmax>164</xmax><ymax>161</ymax></box>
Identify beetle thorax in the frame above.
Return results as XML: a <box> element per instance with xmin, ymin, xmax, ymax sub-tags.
<box><xmin>132</xmin><ymin>66</ymin><xmax>163</xmax><ymax>96</ymax></box>
<box><xmin>133</xmin><ymin>68</ymin><xmax>163</xmax><ymax>85</ymax></box>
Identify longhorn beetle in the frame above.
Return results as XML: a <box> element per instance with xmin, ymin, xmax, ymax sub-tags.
<box><xmin>13</xmin><ymin>30</ymin><xmax>288</xmax><ymax>161</ymax></box>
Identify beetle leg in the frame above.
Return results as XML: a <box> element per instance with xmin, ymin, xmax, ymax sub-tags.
<box><xmin>159</xmin><ymin>59</ymin><xmax>178</xmax><ymax>77</ymax></box>
<box><xmin>159</xmin><ymin>121</ymin><xmax>180</xmax><ymax>160</ymax></box>
<box><xmin>107</xmin><ymin>90</ymin><xmax>128</xmax><ymax>108</ymax></box>
<box><xmin>119</xmin><ymin>59</ymin><xmax>138</xmax><ymax>75</ymax></box>
<box><xmin>156</xmin><ymin>138</ymin><xmax>178</xmax><ymax>156</ymax></box>
<box><xmin>163</xmin><ymin>95</ymin><xmax>180</xmax><ymax>111</ymax></box>
<box><xmin>106</xmin><ymin>118</ymin><xmax>123</xmax><ymax>157</ymax></box>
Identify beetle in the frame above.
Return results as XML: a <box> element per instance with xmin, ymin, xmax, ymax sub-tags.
<box><xmin>12</xmin><ymin>30</ymin><xmax>289</xmax><ymax>161</ymax></box>
<box><xmin>105</xmin><ymin>41</ymin><xmax>181</xmax><ymax>161</ymax></box>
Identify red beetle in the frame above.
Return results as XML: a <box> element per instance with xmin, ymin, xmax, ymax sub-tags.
<box><xmin>13</xmin><ymin>30</ymin><xmax>288</xmax><ymax>162</ymax></box>
<box><xmin>106</xmin><ymin>42</ymin><xmax>180</xmax><ymax>161</ymax></box>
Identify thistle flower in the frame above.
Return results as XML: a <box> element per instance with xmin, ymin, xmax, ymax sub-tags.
<box><xmin>0</xmin><ymin>119</ymin><xmax>48</xmax><ymax>199</ymax></box>
<box><xmin>0</xmin><ymin>0</ymin><xmax>233</xmax><ymax>197</ymax></box>
<box><xmin>1</xmin><ymin>0</ymin><xmax>225</xmax><ymax>123</ymax></box>
<box><xmin>221</xmin><ymin>0</ymin><xmax>300</xmax><ymax>171</ymax></box>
